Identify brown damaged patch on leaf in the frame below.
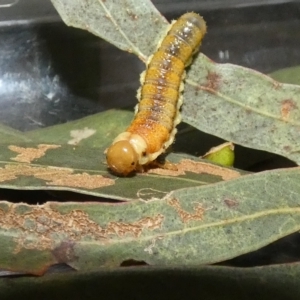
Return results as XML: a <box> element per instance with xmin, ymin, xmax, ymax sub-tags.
<box><xmin>36</xmin><ymin>172</ymin><xmax>114</xmax><ymax>189</ymax></box>
<box><xmin>280</xmin><ymin>99</ymin><xmax>297</xmax><ymax>120</ymax></box>
<box><xmin>224</xmin><ymin>198</ymin><xmax>239</xmax><ymax>208</ymax></box>
<box><xmin>148</xmin><ymin>159</ymin><xmax>240</xmax><ymax>180</ymax></box>
<box><xmin>126</xmin><ymin>8</ymin><xmax>138</xmax><ymax>21</ymax></box>
<box><xmin>168</xmin><ymin>198</ymin><xmax>205</xmax><ymax>223</ymax></box>
<box><xmin>272</xmin><ymin>80</ymin><xmax>283</xmax><ymax>90</ymax></box>
<box><xmin>0</xmin><ymin>203</ymin><xmax>164</xmax><ymax>253</ymax></box>
<box><xmin>0</xmin><ymin>164</ymin><xmax>70</xmax><ymax>182</ymax></box>
<box><xmin>105</xmin><ymin>214</ymin><xmax>164</xmax><ymax>238</ymax></box>
<box><xmin>52</xmin><ymin>241</ymin><xmax>78</xmax><ymax>263</ymax></box>
<box><xmin>0</xmin><ymin>164</ymin><xmax>115</xmax><ymax>189</ymax></box>
<box><xmin>204</xmin><ymin>71</ymin><xmax>221</xmax><ymax>91</ymax></box>
<box><xmin>9</xmin><ymin>144</ymin><xmax>61</xmax><ymax>163</ymax></box>
<box><xmin>137</xmin><ymin>188</ymin><xmax>168</xmax><ymax>201</ymax></box>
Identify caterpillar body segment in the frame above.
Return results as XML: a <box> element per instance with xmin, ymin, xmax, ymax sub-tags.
<box><xmin>106</xmin><ymin>13</ymin><xmax>207</xmax><ymax>175</ymax></box>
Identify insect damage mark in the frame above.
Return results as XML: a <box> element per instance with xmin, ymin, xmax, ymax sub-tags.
<box><xmin>137</xmin><ymin>188</ymin><xmax>168</xmax><ymax>201</ymax></box>
<box><xmin>167</xmin><ymin>198</ymin><xmax>205</xmax><ymax>223</ymax></box>
<box><xmin>0</xmin><ymin>203</ymin><xmax>165</xmax><ymax>253</ymax></box>
<box><xmin>280</xmin><ymin>99</ymin><xmax>297</xmax><ymax>121</ymax></box>
<box><xmin>52</xmin><ymin>241</ymin><xmax>78</xmax><ymax>264</ymax></box>
<box><xmin>9</xmin><ymin>144</ymin><xmax>61</xmax><ymax>163</ymax></box>
<box><xmin>0</xmin><ymin>164</ymin><xmax>115</xmax><ymax>189</ymax></box>
<box><xmin>144</xmin><ymin>236</ymin><xmax>163</xmax><ymax>254</ymax></box>
<box><xmin>126</xmin><ymin>8</ymin><xmax>138</xmax><ymax>21</ymax></box>
<box><xmin>0</xmin><ymin>205</ymin><xmax>95</xmax><ymax>253</ymax></box>
<box><xmin>36</xmin><ymin>171</ymin><xmax>114</xmax><ymax>189</ymax></box>
<box><xmin>204</xmin><ymin>71</ymin><xmax>222</xmax><ymax>91</ymax></box>
<box><xmin>272</xmin><ymin>80</ymin><xmax>282</xmax><ymax>90</ymax></box>
<box><xmin>105</xmin><ymin>214</ymin><xmax>164</xmax><ymax>238</ymax></box>
<box><xmin>68</xmin><ymin>127</ymin><xmax>96</xmax><ymax>145</ymax></box>
<box><xmin>148</xmin><ymin>159</ymin><xmax>241</xmax><ymax>180</ymax></box>
<box><xmin>224</xmin><ymin>198</ymin><xmax>239</xmax><ymax>208</ymax></box>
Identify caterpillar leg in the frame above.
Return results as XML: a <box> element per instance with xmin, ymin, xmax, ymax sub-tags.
<box><xmin>147</xmin><ymin>157</ymin><xmax>178</xmax><ymax>171</ymax></box>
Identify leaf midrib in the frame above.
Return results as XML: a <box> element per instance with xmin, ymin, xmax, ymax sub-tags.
<box><xmin>96</xmin><ymin>0</ymin><xmax>146</xmax><ymax>59</ymax></box>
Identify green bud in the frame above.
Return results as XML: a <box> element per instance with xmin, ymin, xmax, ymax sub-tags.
<box><xmin>202</xmin><ymin>142</ymin><xmax>235</xmax><ymax>167</ymax></box>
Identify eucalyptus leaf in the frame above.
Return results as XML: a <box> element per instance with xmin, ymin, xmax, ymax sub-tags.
<box><xmin>26</xmin><ymin>109</ymin><xmax>132</xmax><ymax>148</ymax></box>
<box><xmin>0</xmin><ymin>167</ymin><xmax>299</xmax><ymax>274</ymax></box>
<box><xmin>0</xmin><ymin>124</ymin><xmax>30</xmax><ymax>143</ymax></box>
<box><xmin>183</xmin><ymin>53</ymin><xmax>300</xmax><ymax>164</ymax></box>
<box><xmin>0</xmin><ymin>138</ymin><xmax>243</xmax><ymax>201</ymax></box>
<box><xmin>51</xmin><ymin>0</ymin><xmax>300</xmax><ymax>165</ymax></box>
<box><xmin>270</xmin><ymin>65</ymin><xmax>300</xmax><ymax>85</ymax></box>
<box><xmin>50</xmin><ymin>0</ymin><xmax>168</xmax><ymax>61</ymax></box>
<box><xmin>0</xmin><ymin>0</ymin><xmax>299</xmax><ymax>275</ymax></box>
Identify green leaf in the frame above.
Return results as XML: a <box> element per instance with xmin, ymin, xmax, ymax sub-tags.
<box><xmin>183</xmin><ymin>54</ymin><xmax>300</xmax><ymax>164</ymax></box>
<box><xmin>0</xmin><ymin>1</ymin><xmax>299</xmax><ymax>275</ymax></box>
<box><xmin>0</xmin><ymin>167</ymin><xmax>299</xmax><ymax>274</ymax></box>
<box><xmin>0</xmin><ymin>124</ymin><xmax>30</xmax><ymax>143</ymax></box>
<box><xmin>26</xmin><ymin>109</ymin><xmax>131</xmax><ymax>147</ymax></box>
<box><xmin>270</xmin><ymin>65</ymin><xmax>300</xmax><ymax>85</ymax></box>
<box><xmin>1</xmin><ymin>264</ymin><xmax>300</xmax><ymax>299</ymax></box>
<box><xmin>0</xmin><ymin>110</ymin><xmax>245</xmax><ymax>201</ymax></box>
<box><xmin>50</xmin><ymin>0</ymin><xmax>168</xmax><ymax>61</ymax></box>
<box><xmin>0</xmin><ymin>147</ymin><xmax>238</xmax><ymax>201</ymax></box>
<box><xmin>50</xmin><ymin>0</ymin><xmax>300</xmax><ymax>165</ymax></box>
<box><xmin>0</xmin><ymin>111</ymin><xmax>242</xmax><ymax>200</ymax></box>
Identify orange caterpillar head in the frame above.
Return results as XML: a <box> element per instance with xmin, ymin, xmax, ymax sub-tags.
<box><xmin>106</xmin><ymin>140</ymin><xmax>138</xmax><ymax>176</ymax></box>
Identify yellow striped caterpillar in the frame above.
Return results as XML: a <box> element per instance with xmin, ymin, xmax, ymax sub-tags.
<box><xmin>106</xmin><ymin>12</ymin><xmax>207</xmax><ymax>175</ymax></box>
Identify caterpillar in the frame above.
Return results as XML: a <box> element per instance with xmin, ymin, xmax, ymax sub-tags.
<box><xmin>106</xmin><ymin>12</ymin><xmax>207</xmax><ymax>175</ymax></box>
